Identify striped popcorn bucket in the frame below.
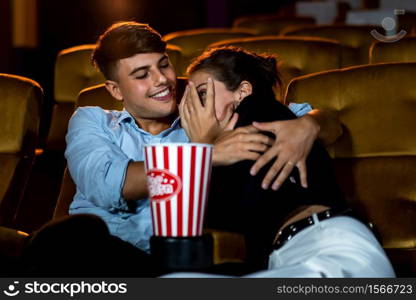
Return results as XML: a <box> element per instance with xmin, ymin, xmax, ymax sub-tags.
<box><xmin>144</xmin><ymin>143</ymin><xmax>213</xmax><ymax>237</ymax></box>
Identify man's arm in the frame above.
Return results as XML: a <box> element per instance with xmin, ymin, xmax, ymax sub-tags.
<box><xmin>122</xmin><ymin>161</ymin><xmax>148</xmax><ymax>200</ymax></box>
<box><xmin>65</xmin><ymin>107</ymin><xmax>148</xmax><ymax>211</ymax></box>
<box><xmin>250</xmin><ymin>108</ymin><xmax>342</xmax><ymax>190</ymax></box>
<box><xmin>306</xmin><ymin>109</ymin><xmax>342</xmax><ymax>146</ymax></box>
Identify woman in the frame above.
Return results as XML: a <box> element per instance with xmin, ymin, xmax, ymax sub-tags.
<box><xmin>178</xmin><ymin>47</ymin><xmax>395</xmax><ymax>277</ymax></box>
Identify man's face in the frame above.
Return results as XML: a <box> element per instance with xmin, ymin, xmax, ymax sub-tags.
<box><xmin>109</xmin><ymin>52</ymin><xmax>177</xmax><ymax>122</ymax></box>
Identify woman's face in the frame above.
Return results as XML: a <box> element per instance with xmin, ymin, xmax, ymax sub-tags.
<box><xmin>189</xmin><ymin>70</ymin><xmax>238</xmax><ymax>121</ymax></box>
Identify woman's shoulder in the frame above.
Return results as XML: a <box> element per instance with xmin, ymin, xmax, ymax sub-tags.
<box><xmin>236</xmin><ymin>94</ymin><xmax>296</xmax><ymax>127</ymax></box>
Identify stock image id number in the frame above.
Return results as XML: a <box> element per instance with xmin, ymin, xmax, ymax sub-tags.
<box><xmin>368</xmin><ymin>284</ymin><xmax>413</xmax><ymax>294</ymax></box>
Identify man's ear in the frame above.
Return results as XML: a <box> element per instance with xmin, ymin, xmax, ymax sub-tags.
<box><xmin>105</xmin><ymin>80</ymin><xmax>123</xmax><ymax>101</ymax></box>
<box><xmin>235</xmin><ymin>80</ymin><xmax>253</xmax><ymax>103</ymax></box>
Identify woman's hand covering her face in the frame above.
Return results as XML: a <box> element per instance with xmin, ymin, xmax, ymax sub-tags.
<box><xmin>179</xmin><ymin>78</ymin><xmax>236</xmax><ymax>144</ymax></box>
<box><xmin>179</xmin><ymin>78</ymin><xmax>273</xmax><ymax>167</ymax></box>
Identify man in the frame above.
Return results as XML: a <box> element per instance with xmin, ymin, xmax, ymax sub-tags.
<box><xmin>65</xmin><ymin>21</ymin><xmax>341</xmax><ymax>257</ymax></box>
<box><xmin>65</xmin><ymin>22</ymin><xmax>342</xmax><ymax>252</ymax></box>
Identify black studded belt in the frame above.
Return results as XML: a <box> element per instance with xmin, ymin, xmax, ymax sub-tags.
<box><xmin>272</xmin><ymin>207</ymin><xmax>371</xmax><ymax>251</ymax></box>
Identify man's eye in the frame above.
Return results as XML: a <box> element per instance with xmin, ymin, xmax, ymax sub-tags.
<box><xmin>160</xmin><ymin>63</ymin><xmax>169</xmax><ymax>69</ymax></box>
<box><xmin>135</xmin><ymin>72</ymin><xmax>148</xmax><ymax>79</ymax></box>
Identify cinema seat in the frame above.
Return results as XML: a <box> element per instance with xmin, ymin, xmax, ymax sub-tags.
<box><xmin>52</xmin><ymin>84</ymin><xmax>120</xmax><ymax>220</ymax></box>
<box><xmin>281</xmin><ymin>25</ymin><xmax>385</xmax><ymax>67</ymax></box>
<box><xmin>285</xmin><ymin>62</ymin><xmax>416</xmax><ymax>276</ymax></box>
<box><xmin>232</xmin><ymin>15</ymin><xmax>315</xmax><ymax>35</ymax></box>
<box><xmin>209</xmin><ymin>36</ymin><xmax>344</xmax><ymax>97</ymax></box>
<box><xmin>163</xmin><ymin>28</ymin><xmax>255</xmax><ymax>75</ymax></box>
<box><xmin>0</xmin><ymin>74</ymin><xmax>42</xmax><ymax>227</ymax></box>
<box><xmin>370</xmin><ymin>36</ymin><xmax>416</xmax><ymax>64</ymax></box>
<box><xmin>45</xmin><ymin>45</ymin><xmax>105</xmax><ymax>152</ymax></box>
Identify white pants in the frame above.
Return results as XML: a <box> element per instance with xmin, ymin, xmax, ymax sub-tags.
<box><xmin>162</xmin><ymin>216</ymin><xmax>396</xmax><ymax>278</ymax></box>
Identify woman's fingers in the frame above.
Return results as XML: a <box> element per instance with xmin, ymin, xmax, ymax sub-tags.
<box><xmin>252</xmin><ymin>121</ymin><xmax>281</xmax><ymax>134</ymax></box>
<box><xmin>219</xmin><ymin>104</ymin><xmax>235</xmax><ymax>130</ymax></box>
<box><xmin>205</xmin><ymin>77</ymin><xmax>215</xmax><ymax>113</ymax></box>
<box><xmin>179</xmin><ymin>85</ymin><xmax>189</xmax><ymax>112</ymax></box>
<box><xmin>187</xmin><ymin>81</ymin><xmax>202</xmax><ymax>111</ymax></box>
<box><xmin>238</xmin><ymin>151</ymin><xmax>261</xmax><ymax>161</ymax></box>
<box><xmin>224</xmin><ymin>112</ymin><xmax>239</xmax><ymax>131</ymax></box>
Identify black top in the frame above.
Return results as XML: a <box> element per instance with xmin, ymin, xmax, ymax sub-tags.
<box><xmin>205</xmin><ymin>93</ymin><xmax>346</xmax><ymax>269</ymax></box>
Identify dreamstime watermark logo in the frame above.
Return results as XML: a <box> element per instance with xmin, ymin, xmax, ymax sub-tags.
<box><xmin>2</xmin><ymin>280</ymin><xmax>127</xmax><ymax>297</ymax></box>
<box><xmin>371</xmin><ymin>9</ymin><xmax>407</xmax><ymax>42</ymax></box>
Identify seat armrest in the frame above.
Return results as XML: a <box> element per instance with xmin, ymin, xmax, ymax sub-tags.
<box><xmin>204</xmin><ymin>229</ymin><xmax>246</xmax><ymax>265</ymax></box>
<box><xmin>0</xmin><ymin>226</ymin><xmax>29</xmax><ymax>258</ymax></box>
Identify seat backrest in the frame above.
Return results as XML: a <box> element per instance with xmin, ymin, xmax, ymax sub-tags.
<box><xmin>53</xmin><ymin>167</ymin><xmax>75</xmax><ymax>220</ymax></box>
<box><xmin>281</xmin><ymin>25</ymin><xmax>384</xmax><ymax>66</ymax></box>
<box><xmin>370</xmin><ymin>36</ymin><xmax>416</xmax><ymax>64</ymax></box>
<box><xmin>54</xmin><ymin>44</ymin><xmax>105</xmax><ymax>105</ymax></box>
<box><xmin>0</xmin><ymin>74</ymin><xmax>42</xmax><ymax>155</ymax></box>
<box><xmin>53</xmin><ymin>84</ymin><xmax>117</xmax><ymax>220</ymax></box>
<box><xmin>209</xmin><ymin>36</ymin><xmax>343</xmax><ymax>96</ymax></box>
<box><xmin>286</xmin><ymin>62</ymin><xmax>416</xmax><ymax>158</ymax></box>
<box><xmin>285</xmin><ymin>63</ymin><xmax>416</xmax><ymax>271</ymax></box>
<box><xmin>232</xmin><ymin>15</ymin><xmax>315</xmax><ymax>35</ymax></box>
<box><xmin>46</xmin><ymin>45</ymin><xmax>105</xmax><ymax>151</ymax></box>
<box><xmin>75</xmin><ymin>84</ymin><xmax>121</xmax><ymax>110</ymax></box>
<box><xmin>0</xmin><ymin>74</ymin><xmax>43</xmax><ymax>226</ymax></box>
<box><xmin>54</xmin><ymin>85</ymin><xmax>118</xmax><ymax>220</ymax></box>
<box><xmin>163</xmin><ymin>28</ymin><xmax>255</xmax><ymax>75</ymax></box>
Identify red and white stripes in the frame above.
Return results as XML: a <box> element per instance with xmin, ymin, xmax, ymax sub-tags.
<box><xmin>144</xmin><ymin>143</ymin><xmax>213</xmax><ymax>237</ymax></box>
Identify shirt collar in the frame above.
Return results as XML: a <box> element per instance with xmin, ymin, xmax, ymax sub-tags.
<box><xmin>117</xmin><ymin>109</ymin><xmax>134</xmax><ymax>124</ymax></box>
<box><xmin>117</xmin><ymin>109</ymin><xmax>182</xmax><ymax>136</ymax></box>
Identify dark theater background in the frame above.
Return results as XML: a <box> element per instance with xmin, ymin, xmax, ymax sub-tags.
<box><xmin>1</xmin><ymin>0</ymin><xmax>286</xmax><ymax>136</ymax></box>
<box><xmin>0</xmin><ymin>0</ymin><xmax>293</xmax><ymax>231</ymax></box>
<box><xmin>1</xmin><ymin>0</ymin><xmax>416</xmax><ymax>277</ymax></box>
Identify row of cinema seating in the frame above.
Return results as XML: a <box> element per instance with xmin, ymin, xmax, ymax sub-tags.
<box><xmin>2</xmin><ymin>61</ymin><xmax>415</xmax><ymax>274</ymax></box>
<box><xmin>57</xmin><ymin>61</ymin><xmax>416</xmax><ymax>275</ymax></box>
<box><xmin>1</xmin><ymin>19</ymin><xmax>416</xmax><ymax>275</ymax></box>
<box><xmin>46</xmin><ymin>28</ymin><xmax>416</xmax><ymax>156</ymax></box>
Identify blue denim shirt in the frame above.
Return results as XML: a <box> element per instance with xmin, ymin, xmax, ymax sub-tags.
<box><xmin>65</xmin><ymin>103</ymin><xmax>312</xmax><ymax>252</ymax></box>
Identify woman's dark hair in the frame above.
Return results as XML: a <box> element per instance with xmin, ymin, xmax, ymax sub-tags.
<box><xmin>92</xmin><ymin>21</ymin><xmax>166</xmax><ymax>80</ymax></box>
<box><xmin>187</xmin><ymin>46</ymin><xmax>282</xmax><ymax>100</ymax></box>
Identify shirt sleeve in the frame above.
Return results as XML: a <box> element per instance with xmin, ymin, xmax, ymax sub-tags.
<box><xmin>288</xmin><ymin>102</ymin><xmax>313</xmax><ymax>117</ymax></box>
<box><xmin>65</xmin><ymin>107</ymin><xmax>131</xmax><ymax>211</ymax></box>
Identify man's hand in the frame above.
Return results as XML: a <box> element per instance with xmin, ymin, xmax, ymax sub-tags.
<box><xmin>213</xmin><ymin>125</ymin><xmax>273</xmax><ymax>166</ymax></box>
<box><xmin>179</xmin><ymin>78</ymin><xmax>236</xmax><ymax>143</ymax></box>
<box><xmin>250</xmin><ymin>114</ymin><xmax>320</xmax><ymax>190</ymax></box>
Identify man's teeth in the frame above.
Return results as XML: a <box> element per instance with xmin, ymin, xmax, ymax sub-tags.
<box><xmin>152</xmin><ymin>89</ymin><xmax>169</xmax><ymax>98</ymax></box>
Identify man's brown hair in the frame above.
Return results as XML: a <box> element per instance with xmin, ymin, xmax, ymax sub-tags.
<box><xmin>92</xmin><ymin>21</ymin><xmax>166</xmax><ymax>80</ymax></box>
